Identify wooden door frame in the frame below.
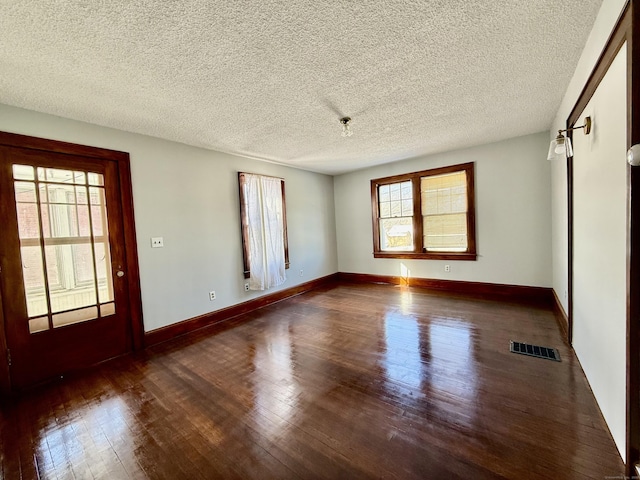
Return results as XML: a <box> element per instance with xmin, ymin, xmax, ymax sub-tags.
<box><xmin>566</xmin><ymin>0</ymin><xmax>640</xmax><ymax>474</ymax></box>
<box><xmin>0</xmin><ymin>132</ymin><xmax>144</xmax><ymax>393</ymax></box>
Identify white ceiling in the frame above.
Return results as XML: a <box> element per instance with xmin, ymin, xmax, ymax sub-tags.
<box><xmin>0</xmin><ymin>1</ymin><xmax>602</xmax><ymax>175</ymax></box>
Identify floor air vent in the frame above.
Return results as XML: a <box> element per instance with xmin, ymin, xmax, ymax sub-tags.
<box><xmin>510</xmin><ymin>341</ymin><xmax>560</xmax><ymax>362</ymax></box>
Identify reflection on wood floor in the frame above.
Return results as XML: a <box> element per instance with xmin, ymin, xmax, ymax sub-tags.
<box><xmin>0</xmin><ymin>282</ymin><xmax>625</xmax><ymax>479</ymax></box>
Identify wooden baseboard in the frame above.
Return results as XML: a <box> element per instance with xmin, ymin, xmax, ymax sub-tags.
<box><xmin>145</xmin><ymin>271</ymin><xmax>557</xmax><ymax>347</ymax></box>
<box><xmin>145</xmin><ymin>273</ymin><xmax>339</xmax><ymax>347</ymax></box>
<box><xmin>552</xmin><ymin>289</ymin><xmax>569</xmax><ymax>343</ymax></box>
<box><xmin>337</xmin><ymin>272</ymin><xmax>554</xmax><ymax>306</ymax></box>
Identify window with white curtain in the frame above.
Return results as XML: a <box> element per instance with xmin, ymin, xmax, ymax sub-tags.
<box><xmin>238</xmin><ymin>173</ymin><xmax>289</xmax><ymax>290</ymax></box>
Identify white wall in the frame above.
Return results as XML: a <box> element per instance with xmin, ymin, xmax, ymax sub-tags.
<box><xmin>334</xmin><ymin>132</ymin><xmax>552</xmax><ymax>287</ymax></box>
<box><xmin>572</xmin><ymin>43</ymin><xmax>627</xmax><ymax>461</ymax></box>
<box><xmin>550</xmin><ymin>0</ymin><xmax>627</xmax><ymax>313</ymax></box>
<box><xmin>549</xmin><ymin>0</ymin><xmax>629</xmax><ymax>461</ymax></box>
<box><xmin>0</xmin><ymin>104</ymin><xmax>338</xmax><ymax>331</ymax></box>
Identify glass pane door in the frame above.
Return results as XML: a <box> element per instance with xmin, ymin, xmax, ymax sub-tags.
<box><xmin>12</xmin><ymin>165</ymin><xmax>115</xmax><ymax>334</ymax></box>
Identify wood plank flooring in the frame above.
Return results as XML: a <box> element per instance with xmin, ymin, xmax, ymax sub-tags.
<box><xmin>0</xmin><ymin>282</ymin><xmax>625</xmax><ymax>479</ymax></box>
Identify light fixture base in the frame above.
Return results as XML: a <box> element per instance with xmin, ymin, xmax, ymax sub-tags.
<box><xmin>583</xmin><ymin>116</ymin><xmax>591</xmax><ymax>135</ymax></box>
<box><xmin>340</xmin><ymin>116</ymin><xmax>353</xmax><ymax>137</ymax></box>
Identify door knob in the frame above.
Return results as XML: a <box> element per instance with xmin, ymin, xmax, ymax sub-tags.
<box><xmin>116</xmin><ymin>270</ymin><xmax>125</xmax><ymax>277</ymax></box>
<box><xmin>628</xmin><ymin>144</ymin><xmax>640</xmax><ymax>166</ymax></box>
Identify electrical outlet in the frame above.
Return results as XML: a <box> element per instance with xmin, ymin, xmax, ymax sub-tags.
<box><xmin>244</xmin><ymin>283</ymin><xmax>250</xmax><ymax>292</ymax></box>
<box><xmin>209</xmin><ymin>291</ymin><xmax>216</xmax><ymax>301</ymax></box>
<box><xmin>444</xmin><ymin>264</ymin><xmax>450</xmax><ymax>272</ymax></box>
<box><xmin>151</xmin><ymin>237</ymin><xmax>164</xmax><ymax>248</ymax></box>
<box><xmin>299</xmin><ymin>269</ymin><xmax>303</xmax><ymax>277</ymax></box>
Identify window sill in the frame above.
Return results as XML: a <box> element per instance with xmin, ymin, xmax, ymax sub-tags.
<box><xmin>373</xmin><ymin>252</ymin><xmax>477</xmax><ymax>261</ymax></box>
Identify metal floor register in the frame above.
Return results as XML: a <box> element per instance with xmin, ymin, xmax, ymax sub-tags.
<box><xmin>510</xmin><ymin>341</ymin><xmax>561</xmax><ymax>362</ymax></box>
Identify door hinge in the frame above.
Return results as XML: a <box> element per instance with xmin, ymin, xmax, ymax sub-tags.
<box><xmin>7</xmin><ymin>348</ymin><xmax>11</xmax><ymax>366</ymax></box>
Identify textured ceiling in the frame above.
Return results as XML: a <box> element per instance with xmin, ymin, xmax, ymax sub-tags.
<box><xmin>0</xmin><ymin>1</ymin><xmax>602</xmax><ymax>175</ymax></box>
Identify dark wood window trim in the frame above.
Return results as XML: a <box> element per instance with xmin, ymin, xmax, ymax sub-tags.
<box><xmin>238</xmin><ymin>172</ymin><xmax>290</xmax><ymax>279</ymax></box>
<box><xmin>371</xmin><ymin>162</ymin><xmax>477</xmax><ymax>261</ymax></box>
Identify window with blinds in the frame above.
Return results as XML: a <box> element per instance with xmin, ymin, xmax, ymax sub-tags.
<box><xmin>421</xmin><ymin>171</ymin><xmax>468</xmax><ymax>252</ymax></box>
<box><xmin>371</xmin><ymin>162</ymin><xmax>476</xmax><ymax>260</ymax></box>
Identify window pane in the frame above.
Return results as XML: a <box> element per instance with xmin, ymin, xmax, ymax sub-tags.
<box><xmin>40</xmin><ymin>202</ymin><xmax>51</xmax><ymax>238</ymax></box>
<box><xmin>423</xmin><ymin>213</ymin><xmax>468</xmax><ymax>251</ymax></box>
<box><xmin>88</xmin><ymin>172</ymin><xmax>104</xmax><ymax>186</ymax></box>
<box><xmin>13</xmin><ymin>164</ymin><xmax>34</xmax><ymax>181</ymax></box>
<box><xmin>379</xmin><ymin>184</ymin><xmax>390</xmax><ymax>202</ymax></box>
<box><xmin>37</xmin><ymin>167</ymin><xmax>85</xmax><ymax>184</ymax></box>
<box><xmin>90</xmin><ymin>187</ymin><xmax>108</xmax><ymax>237</ymax></box>
<box><xmin>29</xmin><ymin>316</ymin><xmax>49</xmax><ymax>334</ymax></box>
<box><xmin>74</xmin><ymin>171</ymin><xmax>86</xmax><ymax>184</ymax></box>
<box><xmin>20</xmin><ymin>246</ymin><xmax>47</xmax><ymax>317</ymax></box>
<box><xmin>421</xmin><ymin>171</ymin><xmax>467</xmax><ymax>215</ymax></box>
<box><xmin>390</xmin><ymin>200</ymin><xmax>402</xmax><ymax>217</ymax></box>
<box><xmin>89</xmin><ymin>186</ymin><xmax>105</xmax><ymax>205</ymax></box>
<box><xmin>100</xmin><ymin>302</ymin><xmax>115</xmax><ymax>317</ymax></box>
<box><xmin>400</xmin><ymin>181</ymin><xmax>412</xmax><ymax>200</ymax></box>
<box><xmin>76</xmin><ymin>186</ymin><xmax>88</xmax><ymax>205</ymax></box>
<box><xmin>89</xmin><ymin>186</ymin><xmax>113</xmax><ymax>302</ymax></box>
<box><xmin>43</xmin><ymin>244</ymin><xmax>60</xmax><ymax>287</ymax></box>
<box><xmin>422</xmin><ymin>171</ymin><xmax>468</xmax><ymax>252</ymax></box>
<box><xmin>91</xmin><ymin>205</ymin><xmax>108</xmax><ymax>237</ymax></box>
<box><xmin>47</xmin><ymin>184</ymin><xmax>76</xmax><ymax>205</ymax></box>
<box><xmin>380</xmin><ymin>217</ymin><xmax>413</xmax><ymax>251</ymax></box>
<box><xmin>94</xmin><ymin>242</ymin><xmax>113</xmax><ymax>303</ymax></box>
<box><xmin>53</xmin><ymin>306</ymin><xmax>98</xmax><ymax>328</ymax></box>
<box><xmin>390</xmin><ymin>183</ymin><xmax>401</xmax><ymax>201</ymax></box>
<box><xmin>380</xmin><ymin>202</ymin><xmax>391</xmax><ymax>218</ymax></box>
<box><xmin>380</xmin><ymin>181</ymin><xmax>412</xmax><ymax>220</ymax></box>
<box><xmin>44</xmin><ymin>244</ymin><xmax>97</xmax><ymax>313</ymax></box>
<box><xmin>401</xmin><ymin>199</ymin><xmax>413</xmax><ymax>217</ymax></box>
<box><xmin>72</xmin><ymin>244</ymin><xmax>96</xmax><ymax>284</ymax></box>
<box><xmin>38</xmin><ymin>182</ymin><xmax>48</xmax><ymax>202</ymax></box>
<box><xmin>77</xmin><ymin>203</ymin><xmax>91</xmax><ymax>237</ymax></box>
<box><xmin>48</xmin><ymin>202</ymin><xmax>79</xmax><ymax>238</ymax></box>
<box><xmin>15</xmin><ymin>181</ymin><xmax>36</xmax><ymax>203</ymax></box>
<box><xmin>16</xmin><ymin>202</ymin><xmax>40</xmax><ymax>239</ymax></box>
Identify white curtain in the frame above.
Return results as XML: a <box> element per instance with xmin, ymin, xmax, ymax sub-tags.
<box><xmin>245</xmin><ymin>174</ymin><xmax>286</xmax><ymax>290</ymax></box>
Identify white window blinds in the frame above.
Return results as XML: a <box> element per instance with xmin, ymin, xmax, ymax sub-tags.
<box><xmin>421</xmin><ymin>171</ymin><xmax>468</xmax><ymax>252</ymax></box>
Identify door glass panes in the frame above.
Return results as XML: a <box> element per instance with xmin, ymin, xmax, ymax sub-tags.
<box><xmin>421</xmin><ymin>171</ymin><xmax>468</xmax><ymax>251</ymax></box>
<box><xmin>13</xmin><ymin>171</ymin><xmax>48</xmax><ymax>318</ymax></box>
<box><xmin>378</xmin><ymin>181</ymin><xmax>413</xmax><ymax>251</ymax></box>
<box><xmin>12</xmin><ymin>165</ymin><xmax>115</xmax><ymax>333</ymax></box>
<box><xmin>28</xmin><ymin>316</ymin><xmax>49</xmax><ymax>334</ymax></box>
<box><xmin>13</xmin><ymin>164</ymin><xmax>35</xmax><ymax>181</ymax></box>
<box><xmin>53</xmin><ymin>306</ymin><xmax>98</xmax><ymax>328</ymax></box>
<box><xmin>19</xmin><ymin>246</ymin><xmax>47</xmax><ymax>318</ymax></box>
<box><xmin>88</xmin><ymin>172</ymin><xmax>104</xmax><ymax>186</ymax></box>
<box><xmin>37</xmin><ymin>167</ymin><xmax>85</xmax><ymax>185</ymax></box>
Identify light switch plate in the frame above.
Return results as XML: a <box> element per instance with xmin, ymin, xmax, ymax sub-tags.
<box><xmin>151</xmin><ymin>237</ymin><xmax>164</xmax><ymax>248</ymax></box>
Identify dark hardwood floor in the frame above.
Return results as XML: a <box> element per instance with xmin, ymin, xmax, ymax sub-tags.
<box><xmin>0</xmin><ymin>282</ymin><xmax>625</xmax><ymax>479</ymax></box>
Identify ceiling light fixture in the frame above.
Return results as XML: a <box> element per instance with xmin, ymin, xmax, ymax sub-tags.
<box><xmin>547</xmin><ymin>116</ymin><xmax>591</xmax><ymax>161</ymax></box>
<box><xmin>340</xmin><ymin>117</ymin><xmax>353</xmax><ymax>137</ymax></box>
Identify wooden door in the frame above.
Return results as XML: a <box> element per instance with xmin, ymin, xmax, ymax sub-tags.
<box><xmin>0</xmin><ymin>137</ymin><xmax>140</xmax><ymax>389</ymax></box>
